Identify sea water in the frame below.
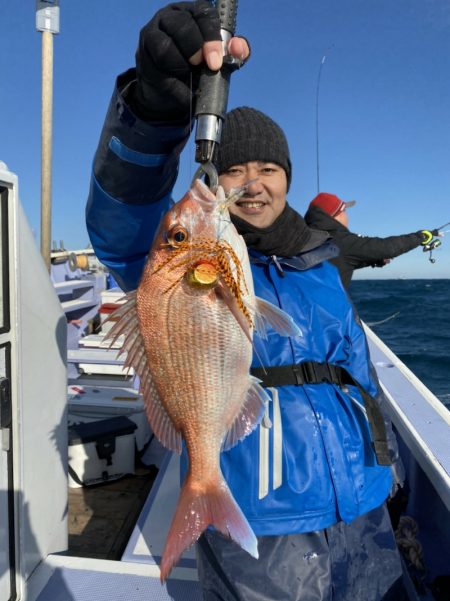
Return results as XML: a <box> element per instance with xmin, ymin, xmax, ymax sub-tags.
<box><xmin>349</xmin><ymin>279</ymin><xmax>450</xmax><ymax>409</ymax></box>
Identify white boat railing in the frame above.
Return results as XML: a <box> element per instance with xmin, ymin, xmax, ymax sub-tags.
<box><xmin>365</xmin><ymin>323</ymin><xmax>450</xmax><ymax>512</ymax></box>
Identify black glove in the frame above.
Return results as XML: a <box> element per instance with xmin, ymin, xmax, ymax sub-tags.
<box><xmin>371</xmin><ymin>259</ymin><xmax>390</xmax><ymax>268</ymax></box>
<box><xmin>128</xmin><ymin>1</ymin><xmax>221</xmax><ymax>122</ymax></box>
<box><xmin>420</xmin><ymin>229</ymin><xmax>440</xmax><ymax>245</ymax></box>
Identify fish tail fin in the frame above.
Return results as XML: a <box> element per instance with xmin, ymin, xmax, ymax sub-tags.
<box><xmin>159</xmin><ymin>476</ymin><xmax>258</xmax><ymax>582</ymax></box>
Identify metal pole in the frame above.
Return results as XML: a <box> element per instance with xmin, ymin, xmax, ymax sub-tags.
<box><xmin>36</xmin><ymin>1</ymin><xmax>59</xmax><ymax>272</ymax></box>
<box><xmin>40</xmin><ymin>30</ymin><xmax>53</xmax><ymax>271</ymax></box>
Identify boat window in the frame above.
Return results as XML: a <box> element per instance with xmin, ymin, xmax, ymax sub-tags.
<box><xmin>0</xmin><ymin>187</ymin><xmax>10</xmax><ymax>334</ymax></box>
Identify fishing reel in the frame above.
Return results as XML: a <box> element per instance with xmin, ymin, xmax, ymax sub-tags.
<box><xmin>423</xmin><ymin>238</ymin><xmax>442</xmax><ymax>264</ymax></box>
<box><xmin>421</xmin><ymin>221</ymin><xmax>450</xmax><ymax>263</ymax></box>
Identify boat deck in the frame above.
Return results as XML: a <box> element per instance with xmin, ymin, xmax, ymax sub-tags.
<box><xmin>28</xmin><ymin>447</ymin><xmax>203</xmax><ymax>601</ymax></box>
<box><xmin>27</xmin><ymin>556</ymin><xmax>202</xmax><ymax>601</ymax></box>
<box><xmin>68</xmin><ymin>464</ymin><xmax>157</xmax><ymax>560</ymax></box>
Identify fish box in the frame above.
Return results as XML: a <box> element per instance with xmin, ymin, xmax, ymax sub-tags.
<box><xmin>99</xmin><ymin>302</ymin><xmax>121</xmax><ymax>334</ymax></box>
<box><xmin>99</xmin><ymin>288</ymin><xmax>126</xmax><ymax>334</ymax></box>
<box><xmin>67</xmin><ymin>384</ymin><xmax>151</xmax><ymax>452</ymax></box>
<box><xmin>100</xmin><ymin>288</ymin><xmax>126</xmax><ymax>304</ymax></box>
<box><xmin>68</xmin><ymin>346</ymin><xmax>133</xmax><ymax>378</ymax></box>
<box><xmin>68</xmin><ymin>416</ymin><xmax>137</xmax><ymax>488</ymax></box>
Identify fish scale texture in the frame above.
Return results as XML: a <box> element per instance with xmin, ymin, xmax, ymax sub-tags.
<box><xmin>143</xmin><ymin>282</ymin><xmax>252</xmax><ymax>455</ymax></box>
<box><xmin>136</xmin><ymin>194</ymin><xmax>257</xmax><ymax>459</ymax></box>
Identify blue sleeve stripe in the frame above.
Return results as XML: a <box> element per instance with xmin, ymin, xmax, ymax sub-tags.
<box><xmin>86</xmin><ymin>174</ymin><xmax>174</xmax><ymax>290</ymax></box>
<box><xmin>109</xmin><ymin>136</ymin><xmax>169</xmax><ymax>167</ymax></box>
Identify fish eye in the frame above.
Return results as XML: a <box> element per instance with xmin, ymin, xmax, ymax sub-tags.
<box><xmin>167</xmin><ymin>225</ymin><xmax>189</xmax><ymax>247</ymax></box>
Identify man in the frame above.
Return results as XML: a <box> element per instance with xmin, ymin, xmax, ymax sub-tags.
<box><xmin>86</xmin><ymin>2</ymin><xmax>406</xmax><ymax>599</ymax></box>
<box><xmin>305</xmin><ymin>192</ymin><xmax>440</xmax><ymax>288</ymax></box>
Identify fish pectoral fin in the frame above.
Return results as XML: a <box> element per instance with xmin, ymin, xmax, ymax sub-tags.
<box><xmin>253</xmin><ymin>296</ymin><xmax>302</xmax><ymax>340</ymax></box>
<box><xmin>214</xmin><ymin>284</ymin><xmax>268</xmax><ymax>369</ymax></box>
<box><xmin>222</xmin><ymin>376</ymin><xmax>270</xmax><ymax>451</ymax></box>
<box><xmin>214</xmin><ymin>281</ymin><xmax>253</xmax><ymax>344</ymax></box>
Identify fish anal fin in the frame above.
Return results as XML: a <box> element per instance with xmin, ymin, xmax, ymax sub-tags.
<box><xmin>159</xmin><ymin>475</ymin><xmax>258</xmax><ymax>582</ymax></box>
<box><xmin>222</xmin><ymin>376</ymin><xmax>270</xmax><ymax>451</ymax></box>
<box><xmin>254</xmin><ymin>296</ymin><xmax>302</xmax><ymax>339</ymax></box>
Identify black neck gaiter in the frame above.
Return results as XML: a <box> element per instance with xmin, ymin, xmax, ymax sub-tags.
<box><xmin>229</xmin><ymin>204</ymin><xmax>314</xmax><ymax>257</ymax></box>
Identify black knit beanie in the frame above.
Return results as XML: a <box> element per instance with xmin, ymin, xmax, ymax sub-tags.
<box><xmin>214</xmin><ymin>107</ymin><xmax>292</xmax><ymax>190</ymax></box>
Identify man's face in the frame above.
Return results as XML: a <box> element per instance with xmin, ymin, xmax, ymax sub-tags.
<box><xmin>334</xmin><ymin>210</ymin><xmax>349</xmax><ymax>228</ymax></box>
<box><xmin>218</xmin><ymin>161</ymin><xmax>287</xmax><ymax>228</ymax></box>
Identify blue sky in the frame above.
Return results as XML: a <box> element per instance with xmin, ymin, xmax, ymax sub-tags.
<box><xmin>1</xmin><ymin>0</ymin><xmax>450</xmax><ymax>279</ymax></box>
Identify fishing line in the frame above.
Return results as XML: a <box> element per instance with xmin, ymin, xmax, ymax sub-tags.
<box><xmin>366</xmin><ymin>311</ymin><xmax>401</xmax><ymax>327</ymax></box>
<box><xmin>315</xmin><ymin>45</ymin><xmax>334</xmax><ymax>193</ymax></box>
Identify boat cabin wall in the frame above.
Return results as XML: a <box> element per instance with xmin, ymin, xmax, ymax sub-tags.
<box><xmin>0</xmin><ymin>165</ymin><xmax>68</xmax><ymax>599</ymax></box>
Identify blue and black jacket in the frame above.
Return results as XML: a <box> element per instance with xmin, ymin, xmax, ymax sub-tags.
<box><xmin>86</xmin><ymin>72</ymin><xmax>394</xmax><ymax>536</ymax></box>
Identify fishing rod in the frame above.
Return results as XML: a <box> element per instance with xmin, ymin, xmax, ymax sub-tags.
<box><xmin>315</xmin><ymin>45</ymin><xmax>333</xmax><ymax>194</ymax></box>
<box><xmin>192</xmin><ymin>0</ymin><xmax>241</xmax><ymax>190</ymax></box>
<box><xmin>437</xmin><ymin>220</ymin><xmax>450</xmax><ymax>231</ymax></box>
<box><xmin>314</xmin><ymin>46</ymin><xmax>446</xmax><ymax>268</ymax></box>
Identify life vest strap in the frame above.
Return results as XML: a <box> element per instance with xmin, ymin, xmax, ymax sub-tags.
<box><xmin>250</xmin><ymin>361</ymin><xmax>392</xmax><ymax>466</ymax></box>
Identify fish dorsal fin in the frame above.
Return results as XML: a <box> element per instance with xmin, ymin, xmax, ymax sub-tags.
<box><xmin>222</xmin><ymin>376</ymin><xmax>270</xmax><ymax>451</ymax></box>
<box><xmin>252</xmin><ymin>297</ymin><xmax>302</xmax><ymax>340</ymax></box>
<box><xmin>105</xmin><ymin>291</ymin><xmax>182</xmax><ymax>454</ymax></box>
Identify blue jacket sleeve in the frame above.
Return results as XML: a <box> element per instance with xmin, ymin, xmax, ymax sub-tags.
<box><xmin>86</xmin><ymin>69</ymin><xmax>192</xmax><ymax>291</ymax></box>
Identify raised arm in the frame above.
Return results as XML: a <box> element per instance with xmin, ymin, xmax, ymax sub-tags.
<box><xmin>86</xmin><ymin>1</ymin><xmax>249</xmax><ymax>290</ymax></box>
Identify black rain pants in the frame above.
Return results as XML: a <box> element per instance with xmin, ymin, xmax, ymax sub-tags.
<box><xmin>196</xmin><ymin>503</ymin><xmax>408</xmax><ymax>601</ymax></box>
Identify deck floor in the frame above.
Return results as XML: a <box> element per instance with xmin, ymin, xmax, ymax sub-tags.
<box><xmin>68</xmin><ymin>464</ymin><xmax>158</xmax><ymax>560</ymax></box>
